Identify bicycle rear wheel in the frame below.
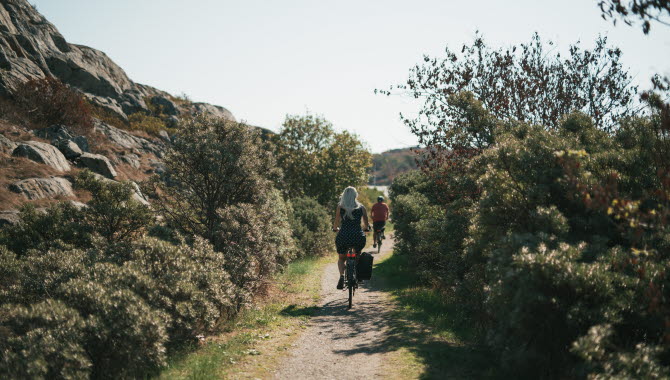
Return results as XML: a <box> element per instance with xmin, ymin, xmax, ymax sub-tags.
<box><xmin>377</xmin><ymin>236</ymin><xmax>382</xmax><ymax>253</ymax></box>
<box><xmin>348</xmin><ymin>284</ymin><xmax>353</xmax><ymax>309</ymax></box>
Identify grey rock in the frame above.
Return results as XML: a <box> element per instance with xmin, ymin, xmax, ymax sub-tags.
<box><xmin>191</xmin><ymin>102</ymin><xmax>236</xmax><ymax>121</ymax></box>
<box><xmin>34</xmin><ymin>124</ymin><xmax>73</xmax><ymax>141</ymax></box>
<box><xmin>118</xmin><ymin>153</ymin><xmax>141</xmax><ymax>169</ymax></box>
<box><xmin>0</xmin><ymin>210</ymin><xmax>20</xmax><ymax>227</ymax></box>
<box><xmin>151</xmin><ymin>96</ymin><xmax>179</xmax><ymax>116</ymax></box>
<box><xmin>9</xmin><ymin>177</ymin><xmax>74</xmax><ymax>200</ymax></box>
<box><xmin>94</xmin><ymin>120</ymin><xmax>164</xmax><ymax>157</ymax></box>
<box><xmin>67</xmin><ymin>200</ymin><xmax>87</xmax><ymax>209</ymax></box>
<box><xmin>158</xmin><ymin>130</ymin><xmax>170</xmax><ymax>143</ymax></box>
<box><xmin>166</xmin><ymin>115</ymin><xmax>180</xmax><ymax>128</ymax></box>
<box><xmin>72</xmin><ymin>135</ymin><xmax>89</xmax><ymax>152</ymax></box>
<box><xmin>55</xmin><ymin>139</ymin><xmax>82</xmax><ymax>159</ymax></box>
<box><xmin>0</xmin><ymin>134</ymin><xmax>17</xmax><ymax>154</ymax></box>
<box><xmin>77</xmin><ymin>152</ymin><xmax>117</xmax><ymax>178</ymax></box>
<box><xmin>130</xmin><ymin>181</ymin><xmax>150</xmax><ymax>206</ymax></box>
<box><xmin>12</xmin><ymin>141</ymin><xmax>71</xmax><ymax>171</ymax></box>
<box><xmin>147</xmin><ymin>160</ymin><xmax>166</xmax><ymax>175</ymax></box>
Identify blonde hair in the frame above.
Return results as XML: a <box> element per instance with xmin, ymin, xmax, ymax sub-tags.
<box><xmin>338</xmin><ymin>186</ymin><xmax>362</xmax><ymax>219</ymax></box>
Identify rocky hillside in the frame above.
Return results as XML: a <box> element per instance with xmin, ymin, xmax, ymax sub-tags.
<box><xmin>0</xmin><ymin>0</ymin><xmax>234</xmax><ymax>121</ymax></box>
<box><xmin>0</xmin><ymin>0</ymin><xmax>241</xmax><ymax>225</ymax></box>
<box><xmin>369</xmin><ymin>147</ymin><xmax>418</xmax><ymax>186</ymax></box>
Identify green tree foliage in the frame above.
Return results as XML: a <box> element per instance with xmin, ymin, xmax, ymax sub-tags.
<box><xmin>289</xmin><ymin>196</ymin><xmax>333</xmax><ymax>257</ymax></box>
<box><xmin>599</xmin><ymin>0</ymin><xmax>670</xmax><ymax>34</ymax></box>
<box><xmin>388</xmin><ymin>33</ymin><xmax>670</xmax><ymax>378</ymax></box>
<box><xmin>274</xmin><ymin>114</ymin><xmax>372</xmax><ymax>207</ymax></box>
<box><xmin>391</xmin><ymin>112</ymin><xmax>670</xmax><ymax>377</ymax></box>
<box><xmin>150</xmin><ymin>115</ymin><xmax>279</xmax><ymax>247</ymax></box>
<box><xmin>150</xmin><ymin>115</ymin><xmax>296</xmax><ymax>310</ymax></box>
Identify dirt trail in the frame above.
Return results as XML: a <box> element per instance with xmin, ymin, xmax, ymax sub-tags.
<box><xmin>273</xmin><ymin>240</ymin><xmax>395</xmax><ymax>379</ymax></box>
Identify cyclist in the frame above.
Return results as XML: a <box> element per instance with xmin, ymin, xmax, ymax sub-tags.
<box><xmin>332</xmin><ymin>186</ymin><xmax>370</xmax><ymax>289</ymax></box>
<box><xmin>370</xmin><ymin>196</ymin><xmax>389</xmax><ymax>248</ymax></box>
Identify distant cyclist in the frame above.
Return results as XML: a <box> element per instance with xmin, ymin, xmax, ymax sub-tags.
<box><xmin>332</xmin><ymin>186</ymin><xmax>370</xmax><ymax>289</ymax></box>
<box><xmin>370</xmin><ymin>196</ymin><xmax>389</xmax><ymax>248</ymax></box>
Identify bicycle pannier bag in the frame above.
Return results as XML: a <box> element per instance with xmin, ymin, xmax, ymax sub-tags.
<box><xmin>357</xmin><ymin>252</ymin><xmax>374</xmax><ymax>280</ymax></box>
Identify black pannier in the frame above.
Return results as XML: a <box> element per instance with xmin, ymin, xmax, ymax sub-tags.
<box><xmin>357</xmin><ymin>252</ymin><xmax>374</xmax><ymax>280</ymax></box>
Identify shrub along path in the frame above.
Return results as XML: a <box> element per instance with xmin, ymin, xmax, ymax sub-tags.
<box><xmin>272</xmin><ymin>239</ymin><xmax>397</xmax><ymax>379</ymax></box>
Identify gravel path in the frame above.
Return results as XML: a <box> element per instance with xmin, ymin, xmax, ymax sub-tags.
<box><xmin>273</xmin><ymin>240</ymin><xmax>395</xmax><ymax>379</ymax></box>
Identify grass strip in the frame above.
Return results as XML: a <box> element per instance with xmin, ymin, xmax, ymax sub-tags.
<box><xmin>374</xmin><ymin>250</ymin><xmax>499</xmax><ymax>379</ymax></box>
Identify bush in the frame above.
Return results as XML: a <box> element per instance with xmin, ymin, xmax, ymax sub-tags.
<box><xmin>57</xmin><ymin>277</ymin><xmax>168</xmax><ymax>378</ymax></box>
<box><xmin>289</xmin><ymin>196</ymin><xmax>333</xmax><ymax>257</ymax></box>
<box><xmin>390</xmin><ymin>112</ymin><xmax>670</xmax><ymax>377</ymax></box>
<box><xmin>0</xmin><ymin>299</ymin><xmax>91</xmax><ymax>380</ymax></box>
<box><xmin>0</xmin><ymin>202</ymin><xmax>92</xmax><ymax>256</ymax></box>
<box><xmin>75</xmin><ymin>170</ymin><xmax>153</xmax><ymax>243</ymax></box>
<box><xmin>12</xmin><ymin>76</ymin><xmax>93</xmax><ymax>132</ymax></box>
<box><xmin>124</xmin><ymin>237</ymin><xmax>234</xmax><ymax>340</ymax></box>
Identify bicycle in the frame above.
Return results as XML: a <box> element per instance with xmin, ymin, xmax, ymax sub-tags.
<box><xmin>374</xmin><ymin>227</ymin><xmax>384</xmax><ymax>253</ymax></box>
<box><xmin>344</xmin><ymin>247</ymin><xmax>359</xmax><ymax>309</ymax></box>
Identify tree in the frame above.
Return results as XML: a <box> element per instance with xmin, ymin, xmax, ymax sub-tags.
<box><xmin>379</xmin><ymin>34</ymin><xmax>637</xmax><ymax>192</ymax></box>
<box><xmin>274</xmin><ymin>114</ymin><xmax>372</xmax><ymax>207</ymax></box>
<box><xmin>149</xmin><ymin>115</ymin><xmax>279</xmax><ymax>248</ymax></box>
<box><xmin>599</xmin><ymin>0</ymin><xmax>670</xmax><ymax>34</ymax></box>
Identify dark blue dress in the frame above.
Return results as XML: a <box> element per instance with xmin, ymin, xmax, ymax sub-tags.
<box><xmin>335</xmin><ymin>206</ymin><xmax>366</xmax><ymax>254</ymax></box>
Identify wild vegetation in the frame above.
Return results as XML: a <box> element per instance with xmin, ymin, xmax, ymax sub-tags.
<box><xmin>387</xmin><ymin>28</ymin><xmax>670</xmax><ymax>379</ymax></box>
<box><xmin>0</xmin><ymin>107</ymin><xmax>372</xmax><ymax>377</ymax></box>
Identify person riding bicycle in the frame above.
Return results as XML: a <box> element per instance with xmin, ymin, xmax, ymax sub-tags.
<box><xmin>332</xmin><ymin>186</ymin><xmax>370</xmax><ymax>289</ymax></box>
<box><xmin>371</xmin><ymin>196</ymin><xmax>389</xmax><ymax>248</ymax></box>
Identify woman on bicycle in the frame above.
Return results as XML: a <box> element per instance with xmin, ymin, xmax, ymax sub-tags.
<box><xmin>332</xmin><ymin>186</ymin><xmax>370</xmax><ymax>289</ymax></box>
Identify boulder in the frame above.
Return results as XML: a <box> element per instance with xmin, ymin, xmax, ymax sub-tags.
<box><xmin>130</xmin><ymin>181</ymin><xmax>150</xmax><ymax>206</ymax></box>
<box><xmin>0</xmin><ymin>210</ymin><xmax>20</xmax><ymax>227</ymax></box>
<box><xmin>151</xmin><ymin>96</ymin><xmax>179</xmax><ymax>116</ymax></box>
<box><xmin>34</xmin><ymin>124</ymin><xmax>73</xmax><ymax>141</ymax></box>
<box><xmin>9</xmin><ymin>177</ymin><xmax>74</xmax><ymax>200</ymax></box>
<box><xmin>158</xmin><ymin>130</ymin><xmax>170</xmax><ymax>143</ymax></box>
<box><xmin>77</xmin><ymin>152</ymin><xmax>117</xmax><ymax>178</ymax></box>
<box><xmin>12</xmin><ymin>141</ymin><xmax>71</xmax><ymax>171</ymax></box>
<box><xmin>191</xmin><ymin>102</ymin><xmax>236</xmax><ymax>121</ymax></box>
<box><xmin>72</xmin><ymin>135</ymin><xmax>89</xmax><ymax>152</ymax></box>
<box><xmin>118</xmin><ymin>153</ymin><xmax>141</xmax><ymax>169</ymax></box>
<box><xmin>94</xmin><ymin>120</ymin><xmax>164</xmax><ymax>157</ymax></box>
<box><xmin>0</xmin><ymin>134</ymin><xmax>17</xmax><ymax>154</ymax></box>
<box><xmin>55</xmin><ymin>139</ymin><xmax>82</xmax><ymax>159</ymax></box>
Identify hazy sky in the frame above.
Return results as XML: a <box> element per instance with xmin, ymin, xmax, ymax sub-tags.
<box><xmin>32</xmin><ymin>0</ymin><xmax>670</xmax><ymax>153</ymax></box>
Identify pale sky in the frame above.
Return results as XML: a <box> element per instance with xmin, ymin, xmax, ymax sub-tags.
<box><xmin>32</xmin><ymin>0</ymin><xmax>670</xmax><ymax>153</ymax></box>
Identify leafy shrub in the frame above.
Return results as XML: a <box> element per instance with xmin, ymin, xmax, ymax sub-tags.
<box><xmin>57</xmin><ymin>277</ymin><xmax>168</xmax><ymax>379</ymax></box>
<box><xmin>289</xmin><ymin>196</ymin><xmax>333</xmax><ymax>257</ymax></box>
<box><xmin>123</xmin><ymin>237</ymin><xmax>234</xmax><ymax>340</ymax></box>
<box><xmin>390</xmin><ymin>112</ymin><xmax>670</xmax><ymax>377</ymax></box>
<box><xmin>0</xmin><ymin>299</ymin><xmax>91</xmax><ymax>380</ymax></box>
<box><xmin>12</xmin><ymin>76</ymin><xmax>93</xmax><ymax>132</ymax></box>
<box><xmin>0</xmin><ymin>202</ymin><xmax>92</xmax><ymax>256</ymax></box>
<box><xmin>75</xmin><ymin>170</ymin><xmax>153</xmax><ymax>243</ymax></box>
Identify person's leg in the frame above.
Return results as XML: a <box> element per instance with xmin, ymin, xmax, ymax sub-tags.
<box><xmin>338</xmin><ymin>254</ymin><xmax>345</xmax><ymax>275</ymax></box>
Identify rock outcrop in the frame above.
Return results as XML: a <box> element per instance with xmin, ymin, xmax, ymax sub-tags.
<box><xmin>0</xmin><ymin>209</ymin><xmax>19</xmax><ymax>227</ymax></box>
<box><xmin>9</xmin><ymin>177</ymin><xmax>74</xmax><ymax>200</ymax></box>
<box><xmin>0</xmin><ymin>0</ymin><xmax>235</xmax><ymax>121</ymax></box>
<box><xmin>11</xmin><ymin>141</ymin><xmax>71</xmax><ymax>171</ymax></box>
<box><xmin>94</xmin><ymin>120</ymin><xmax>164</xmax><ymax>157</ymax></box>
<box><xmin>77</xmin><ymin>152</ymin><xmax>117</xmax><ymax>179</ymax></box>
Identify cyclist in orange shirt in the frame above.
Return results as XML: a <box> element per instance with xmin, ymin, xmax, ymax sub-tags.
<box><xmin>370</xmin><ymin>196</ymin><xmax>389</xmax><ymax>248</ymax></box>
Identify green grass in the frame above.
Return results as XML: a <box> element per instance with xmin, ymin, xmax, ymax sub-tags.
<box><xmin>157</xmin><ymin>255</ymin><xmax>331</xmax><ymax>379</ymax></box>
<box><xmin>375</xmin><ymin>251</ymin><xmax>499</xmax><ymax>379</ymax></box>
